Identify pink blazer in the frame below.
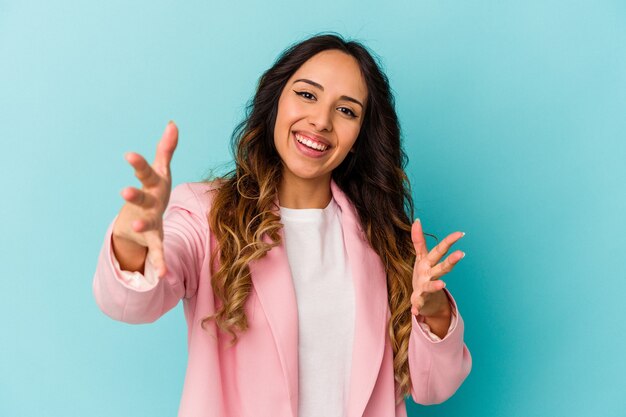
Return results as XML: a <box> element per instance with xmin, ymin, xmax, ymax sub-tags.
<box><xmin>93</xmin><ymin>179</ymin><xmax>471</xmax><ymax>417</ymax></box>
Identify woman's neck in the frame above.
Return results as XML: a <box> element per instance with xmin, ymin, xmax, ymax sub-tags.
<box><xmin>278</xmin><ymin>174</ymin><xmax>332</xmax><ymax>209</ymax></box>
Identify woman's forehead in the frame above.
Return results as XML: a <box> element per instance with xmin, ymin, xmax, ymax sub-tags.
<box><xmin>291</xmin><ymin>50</ymin><xmax>367</xmax><ymax>103</ymax></box>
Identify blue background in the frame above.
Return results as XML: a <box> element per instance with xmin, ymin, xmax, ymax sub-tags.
<box><xmin>1</xmin><ymin>1</ymin><xmax>625</xmax><ymax>416</ymax></box>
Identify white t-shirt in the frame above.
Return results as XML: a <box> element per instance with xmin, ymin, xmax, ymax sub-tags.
<box><xmin>279</xmin><ymin>196</ymin><xmax>355</xmax><ymax>417</ymax></box>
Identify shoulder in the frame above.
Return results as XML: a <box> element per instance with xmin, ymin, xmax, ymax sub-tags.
<box><xmin>169</xmin><ymin>179</ymin><xmax>225</xmax><ymax>219</ymax></box>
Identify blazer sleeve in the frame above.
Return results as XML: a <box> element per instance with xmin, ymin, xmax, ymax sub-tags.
<box><xmin>92</xmin><ymin>183</ymin><xmax>209</xmax><ymax>324</ymax></box>
<box><xmin>408</xmin><ymin>288</ymin><xmax>472</xmax><ymax>404</ymax></box>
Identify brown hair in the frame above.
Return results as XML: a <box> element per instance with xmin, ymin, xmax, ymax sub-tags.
<box><xmin>201</xmin><ymin>33</ymin><xmax>420</xmax><ymax>402</ymax></box>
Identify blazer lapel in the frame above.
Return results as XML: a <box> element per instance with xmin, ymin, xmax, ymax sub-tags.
<box><xmin>248</xmin><ymin>179</ymin><xmax>388</xmax><ymax>417</ymax></box>
<box><xmin>330</xmin><ymin>180</ymin><xmax>389</xmax><ymax>417</ymax></box>
<box><xmin>249</xmin><ymin>227</ymin><xmax>300</xmax><ymax>417</ymax></box>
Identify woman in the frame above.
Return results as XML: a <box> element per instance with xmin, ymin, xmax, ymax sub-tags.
<box><xmin>93</xmin><ymin>33</ymin><xmax>472</xmax><ymax>417</ymax></box>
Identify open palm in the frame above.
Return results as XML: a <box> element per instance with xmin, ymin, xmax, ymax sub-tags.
<box><xmin>410</xmin><ymin>219</ymin><xmax>465</xmax><ymax>317</ymax></box>
<box><xmin>112</xmin><ymin>121</ymin><xmax>178</xmax><ymax>278</ymax></box>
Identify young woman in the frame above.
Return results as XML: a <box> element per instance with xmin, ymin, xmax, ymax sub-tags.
<box><xmin>93</xmin><ymin>33</ymin><xmax>472</xmax><ymax>417</ymax></box>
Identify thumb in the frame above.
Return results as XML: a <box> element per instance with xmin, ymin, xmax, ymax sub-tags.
<box><xmin>154</xmin><ymin>120</ymin><xmax>179</xmax><ymax>176</ymax></box>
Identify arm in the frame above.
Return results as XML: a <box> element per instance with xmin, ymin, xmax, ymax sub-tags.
<box><xmin>408</xmin><ymin>288</ymin><xmax>472</xmax><ymax>404</ymax></box>
<box><xmin>92</xmin><ymin>183</ymin><xmax>208</xmax><ymax>324</ymax></box>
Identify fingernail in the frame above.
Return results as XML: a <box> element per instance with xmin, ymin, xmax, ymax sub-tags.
<box><xmin>168</xmin><ymin>120</ymin><xmax>175</xmax><ymax>125</ymax></box>
<box><xmin>461</xmin><ymin>252</ymin><xmax>466</xmax><ymax>259</ymax></box>
<box><xmin>414</xmin><ymin>218</ymin><xmax>420</xmax><ymax>224</ymax></box>
<box><xmin>461</xmin><ymin>232</ymin><xmax>466</xmax><ymax>237</ymax></box>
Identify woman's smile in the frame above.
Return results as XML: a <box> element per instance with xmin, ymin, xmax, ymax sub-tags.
<box><xmin>293</xmin><ymin>131</ymin><xmax>331</xmax><ymax>158</ymax></box>
<box><xmin>274</xmin><ymin>49</ymin><xmax>367</xmax><ymax>185</ymax></box>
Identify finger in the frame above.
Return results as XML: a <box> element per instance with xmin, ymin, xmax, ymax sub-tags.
<box><xmin>131</xmin><ymin>216</ymin><xmax>158</xmax><ymax>233</ymax></box>
<box><xmin>121</xmin><ymin>186</ymin><xmax>158</xmax><ymax>209</ymax></box>
<box><xmin>411</xmin><ymin>218</ymin><xmax>429</xmax><ymax>261</ymax></box>
<box><xmin>153</xmin><ymin>121</ymin><xmax>178</xmax><ymax>178</ymax></box>
<box><xmin>125</xmin><ymin>152</ymin><xmax>161</xmax><ymax>188</ymax></box>
<box><xmin>426</xmin><ymin>231</ymin><xmax>465</xmax><ymax>267</ymax></box>
<box><xmin>430</xmin><ymin>250</ymin><xmax>465</xmax><ymax>279</ymax></box>
<box><xmin>422</xmin><ymin>279</ymin><xmax>446</xmax><ymax>293</ymax></box>
<box><xmin>411</xmin><ymin>292</ymin><xmax>425</xmax><ymax>310</ymax></box>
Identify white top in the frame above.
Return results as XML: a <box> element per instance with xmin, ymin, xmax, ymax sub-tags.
<box><xmin>279</xmin><ymin>197</ymin><xmax>355</xmax><ymax>417</ymax></box>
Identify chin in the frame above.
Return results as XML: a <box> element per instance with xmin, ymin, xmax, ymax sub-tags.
<box><xmin>284</xmin><ymin>166</ymin><xmax>328</xmax><ymax>182</ymax></box>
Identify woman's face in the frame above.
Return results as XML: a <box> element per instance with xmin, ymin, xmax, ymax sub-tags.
<box><xmin>273</xmin><ymin>49</ymin><xmax>368</xmax><ymax>185</ymax></box>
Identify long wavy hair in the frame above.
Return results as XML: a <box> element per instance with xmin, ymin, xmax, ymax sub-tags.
<box><xmin>201</xmin><ymin>33</ymin><xmax>422</xmax><ymax>402</ymax></box>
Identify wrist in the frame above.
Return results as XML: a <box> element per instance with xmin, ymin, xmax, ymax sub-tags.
<box><xmin>421</xmin><ymin>299</ymin><xmax>452</xmax><ymax>339</ymax></box>
<box><xmin>420</xmin><ymin>290</ymin><xmax>452</xmax><ymax>319</ymax></box>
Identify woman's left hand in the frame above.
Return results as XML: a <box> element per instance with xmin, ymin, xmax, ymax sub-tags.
<box><xmin>410</xmin><ymin>219</ymin><xmax>465</xmax><ymax>318</ymax></box>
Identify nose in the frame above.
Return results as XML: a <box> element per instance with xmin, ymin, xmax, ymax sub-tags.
<box><xmin>307</xmin><ymin>106</ymin><xmax>333</xmax><ymax>132</ymax></box>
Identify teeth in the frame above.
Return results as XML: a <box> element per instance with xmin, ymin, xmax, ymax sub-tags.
<box><xmin>295</xmin><ymin>133</ymin><xmax>328</xmax><ymax>152</ymax></box>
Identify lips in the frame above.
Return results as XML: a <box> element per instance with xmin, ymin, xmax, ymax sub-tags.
<box><xmin>292</xmin><ymin>132</ymin><xmax>330</xmax><ymax>158</ymax></box>
<box><xmin>293</xmin><ymin>131</ymin><xmax>332</xmax><ymax>148</ymax></box>
<box><xmin>294</xmin><ymin>133</ymin><xmax>329</xmax><ymax>152</ymax></box>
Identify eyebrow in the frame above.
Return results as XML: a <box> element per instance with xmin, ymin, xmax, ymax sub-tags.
<box><xmin>293</xmin><ymin>78</ymin><xmax>364</xmax><ymax>109</ymax></box>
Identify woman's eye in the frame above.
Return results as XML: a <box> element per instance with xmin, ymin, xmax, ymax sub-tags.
<box><xmin>294</xmin><ymin>91</ymin><xmax>315</xmax><ymax>100</ymax></box>
<box><xmin>294</xmin><ymin>90</ymin><xmax>358</xmax><ymax>119</ymax></box>
<box><xmin>338</xmin><ymin>107</ymin><xmax>357</xmax><ymax>118</ymax></box>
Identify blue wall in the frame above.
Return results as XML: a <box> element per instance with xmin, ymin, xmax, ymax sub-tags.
<box><xmin>1</xmin><ymin>1</ymin><xmax>624</xmax><ymax>416</ymax></box>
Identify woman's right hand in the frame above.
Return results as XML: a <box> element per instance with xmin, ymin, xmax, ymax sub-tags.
<box><xmin>111</xmin><ymin>121</ymin><xmax>179</xmax><ymax>278</ymax></box>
